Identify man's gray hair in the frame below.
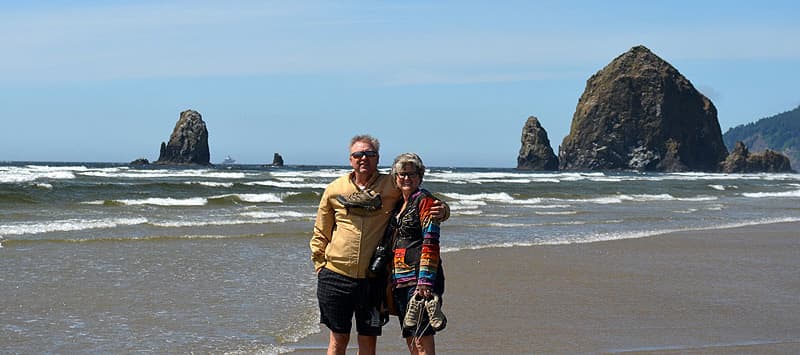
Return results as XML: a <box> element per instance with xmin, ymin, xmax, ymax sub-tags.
<box><xmin>350</xmin><ymin>134</ymin><xmax>380</xmax><ymax>152</ymax></box>
<box><xmin>391</xmin><ymin>153</ymin><xmax>426</xmax><ymax>181</ymax></box>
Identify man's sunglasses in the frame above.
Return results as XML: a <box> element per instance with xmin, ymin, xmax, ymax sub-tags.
<box><xmin>351</xmin><ymin>150</ymin><xmax>378</xmax><ymax>158</ymax></box>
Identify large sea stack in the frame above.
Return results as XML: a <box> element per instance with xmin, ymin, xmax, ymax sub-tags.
<box><xmin>516</xmin><ymin>116</ymin><xmax>558</xmax><ymax>170</ymax></box>
<box><xmin>558</xmin><ymin>45</ymin><xmax>728</xmax><ymax>172</ymax></box>
<box><xmin>154</xmin><ymin>109</ymin><xmax>211</xmax><ymax>165</ymax></box>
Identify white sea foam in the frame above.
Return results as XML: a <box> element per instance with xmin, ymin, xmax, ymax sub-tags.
<box><xmin>430</xmin><ymin>171</ymin><xmax>615</xmax><ymax>184</ymax></box>
<box><xmin>567</xmin><ymin>194</ymin><xmax>717</xmax><ymax>204</ymax></box>
<box><xmin>0</xmin><ymin>217</ymin><xmax>148</xmax><ymax>235</ymax></box>
<box><xmin>240</xmin><ymin>211</ymin><xmax>309</xmax><ymax>219</ymax></box>
<box><xmin>742</xmin><ymin>189</ymin><xmax>800</xmax><ymax>198</ymax></box>
<box><xmin>535</xmin><ymin>211</ymin><xmax>578</xmax><ymax>216</ymax></box>
<box><xmin>151</xmin><ymin>211</ymin><xmax>312</xmax><ymax>228</ymax></box>
<box><xmin>153</xmin><ymin>219</ymin><xmax>290</xmax><ymax>227</ymax></box>
<box><xmin>270</xmin><ymin>169</ymin><xmax>349</xmax><ymax>179</ymax></box>
<box><xmin>210</xmin><ymin>193</ymin><xmax>290</xmax><ymax>203</ymax></box>
<box><xmin>441</xmin><ymin>192</ymin><xmax>516</xmax><ymax>202</ymax></box>
<box><xmin>246</xmin><ymin>180</ymin><xmax>328</xmax><ymax>189</ymax></box>
<box><xmin>525</xmin><ymin>204</ymin><xmax>571</xmax><ymax>209</ymax></box>
<box><xmin>186</xmin><ymin>181</ymin><xmax>234</xmax><ymax>187</ymax></box>
<box><xmin>116</xmin><ymin>197</ymin><xmax>209</xmax><ymax>206</ymax></box>
<box><xmin>580</xmin><ymin>196</ymin><xmax>623</xmax><ymax>204</ymax></box>
<box><xmin>453</xmin><ymin>210</ymin><xmax>483</xmax><ymax>216</ymax></box>
<box><xmin>80</xmin><ymin>169</ymin><xmax>247</xmax><ymax>179</ymax></box>
<box><xmin>441</xmin><ymin>216</ymin><xmax>800</xmax><ymax>253</ymax></box>
<box><xmin>709</xmin><ymin>184</ymin><xmax>725</xmax><ymax>191</ymax></box>
<box><xmin>0</xmin><ymin>166</ymin><xmax>78</xmax><ymax>183</ymax></box>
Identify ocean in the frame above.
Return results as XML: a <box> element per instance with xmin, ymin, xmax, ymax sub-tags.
<box><xmin>1</xmin><ymin>162</ymin><xmax>799</xmax><ymax>353</ymax></box>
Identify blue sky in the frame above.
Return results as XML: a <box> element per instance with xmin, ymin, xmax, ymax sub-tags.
<box><xmin>1</xmin><ymin>1</ymin><xmax>799</xmax><ymax>167</ymax></box>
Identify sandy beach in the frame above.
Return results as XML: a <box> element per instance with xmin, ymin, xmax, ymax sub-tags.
<box><xmin>293</xmin><ymin>222</ymin><xmax>800</xmax><ymax>354</ymax></box>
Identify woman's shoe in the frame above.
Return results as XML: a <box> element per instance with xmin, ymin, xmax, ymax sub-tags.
<box><xmin>425</xmin><ymin>293</ymin><xmax>447</xmax><ymax>331</ymax></box>
<box><xmin>403</xmin><ymin>293</ymin><xmax>425</xmax><ymax>328</ymax></box>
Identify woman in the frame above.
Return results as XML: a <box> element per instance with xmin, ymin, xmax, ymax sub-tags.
<box><xmin>389</xmin><ymin>153</ymin><xmax>446</xmax><ymax>355</ymax></box>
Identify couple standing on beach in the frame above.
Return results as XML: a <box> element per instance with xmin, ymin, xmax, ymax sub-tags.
<box><xmin>310</xmin><ymin>135</ymin><xmax>449</xmax><ymax>355</ymax></box>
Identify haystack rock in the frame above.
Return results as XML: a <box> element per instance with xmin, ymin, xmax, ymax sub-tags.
<box><xmin>154</xmin><ymin>109</ymin><xmax>211</xmax><ymax>165</ymax></box>
<box><xmin>272</xmin><ymin>153</ymin><xmax>285</xmax><ymax>167</ymax></box>
<box><xmin>516</xmin><ymin>116</ymin><xmax>558</xmax><ymax>170</ymax></box>
<box><xmin>719</xmin><ymin>141</ymin><xmax>793</xmax><ymax>173</ymax></box>
<box><xmin>558</xmin><ymin>45</ymin><xmax>728</xmax><ymax>172</ymax></box>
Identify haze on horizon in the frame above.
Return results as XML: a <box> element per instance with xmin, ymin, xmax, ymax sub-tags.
<box><xmin>1</xmin><ymin>1</ymin><xmax>799</xmax><ymax>167</ymax></box>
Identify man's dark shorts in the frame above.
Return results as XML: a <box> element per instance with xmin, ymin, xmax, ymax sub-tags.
<box><xmin>317</xmin><ymin>268</ymin><xmax>382</xmax><ymax>336</ymax></box>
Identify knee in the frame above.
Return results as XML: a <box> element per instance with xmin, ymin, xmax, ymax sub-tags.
<box><xmin>329</xmin><ymin>332</ymin><xmax>349</xmax><ymax>353</ymax></box>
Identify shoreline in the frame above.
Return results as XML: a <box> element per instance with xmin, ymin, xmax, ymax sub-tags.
<box><xmin>290</xmin><ymin>221</ymin><xmax>800</xmax><ymax>354</ymax></box>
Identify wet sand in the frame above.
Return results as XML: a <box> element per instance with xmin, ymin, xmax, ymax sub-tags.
<box><xmin>292</xmin><ymin>222</ymin><xmax>800</xmax><ymax>354</ymax></box>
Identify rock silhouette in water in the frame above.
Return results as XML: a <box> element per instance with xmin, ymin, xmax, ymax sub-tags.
<box><xmin>719</xmin><ymin>141</ymin><xmax>793</xmax><ymax>173</ymax></box>
<box><xmin>558</xmin><ymin>45</ymin><xmax>728</xmax><ymax>172</ymax></box>
<box><xmin>154</xmin><ymin>110</ymin><xmax>211</xmax><ymax>165</ymax></box>
<box><xmin>516</xmin><ymin>116</ymin><xmax>558</xmax><ymax>170</ymax></box>
<box><xmin>272</xmin><ymin>153</ymin><xmax>285</xmax><ymax>167</ymax></box>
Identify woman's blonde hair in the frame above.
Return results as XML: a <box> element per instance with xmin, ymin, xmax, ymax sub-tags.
<box><xmin>391</xmin><ymin>153</ymin><xmax>426</xmax><ymax>184</ymax></box>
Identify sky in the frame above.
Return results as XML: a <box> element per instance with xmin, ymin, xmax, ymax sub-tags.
<box><xmin>1</xmin><ymin>1</ymin><xmax>799</xmax><ymax>167</ymax></box>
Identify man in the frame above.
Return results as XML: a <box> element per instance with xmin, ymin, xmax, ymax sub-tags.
<box><xmin>311</xmin><ymin>135</ymin><xmax>449</xmax><ymax>355</ymax></box>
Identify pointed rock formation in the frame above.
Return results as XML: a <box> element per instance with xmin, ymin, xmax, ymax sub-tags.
<box><xmin>272</xmin><ymin>153</ymin><xmax>284</xmax><ymax>167</ymax></box>
<box><xmin>558</xmin><ymin>45</ymin><xmax>728</xmax><ymax>172</ymax></box>
<box><xmin>154</xmin><ymin>110</ymin><xmax>211</xmax><ymax>165</ymax></box>
<box><xmin>719</xmin><ymin>141</ymin><xmax>793</xmax><ymax>173</ymax></box>
<box><xmin>517</xmin><ymin>116</ymin><xmax>558</xmax><ymax>170</ymax></box>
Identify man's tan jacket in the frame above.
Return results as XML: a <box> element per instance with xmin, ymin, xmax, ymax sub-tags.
<box><xmin>310</xmin><ymin>172</ymin><xmax>401</xmax><ymax>279</ymax></box>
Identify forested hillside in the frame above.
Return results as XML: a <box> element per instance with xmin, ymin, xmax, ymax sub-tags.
<box><xmin>723</xmin><ymin>105</ymin><xmax>800</xmax><ymax>169</ymax></box>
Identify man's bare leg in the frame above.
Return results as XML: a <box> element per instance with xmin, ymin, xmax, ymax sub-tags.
<box><xmin>327</xmin><ymin>331</ymin><xmax>349</xmax><ymax>355</ymax></box>
<box><xmin>356</xmin><ymin>334</ymin><xmax>377</xmax><ymax>355</ymax></box>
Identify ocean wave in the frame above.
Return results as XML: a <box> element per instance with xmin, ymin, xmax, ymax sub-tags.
<box><xmin>0</xmin><ymin>217</ymin><xmax>148</xmax><ymax>236</ymax></box>
<box><xmin>0</xmin><ymin>166</ymin><xmax>78</xmax><ymax>183</ymax></box>
<box><xmin>440</xmin><ymin>216</ymin><xmax>800</xmax><ymax>253</ymax></box>
<box><xmin>239</xmin><ymin>211</ymin><xmax>310</xmax><ymax>219</ymax></box>
<box><xmin>115</xmin><ymin>197</ymin><xmax>209</xmax><ymax>206</ymax></box>
<box><xmin>270</xmin><ymin>169</ymin><xmax>349</xmax><ymax>179</ymax></box>
<box><xmin>83</xmin><ymin>193</ymin><xmax>298</xmax><ymax>207</ymax></box>
<box><xmin>568</xmin><ymin>193</ymin><xmax>717</xmax><ymax>204</ymax></box>
<box><xmin>80</xmin><ymin>170</ymin><xmax>248</xmax><ymax>179</ymax></box>
<box><xmin>441</xmin><ymin>192</ymin><xmax>516</xmax><ymax>202</ymax></box>
<box><xmin>0</xmin><ymin>193</ymin><xmax>38</xmax><ymax>204</ymax></box>
<box><xmin>185</xmin><ymin>181</ymin><xmax>235</xmax><ymax>188</ymax></box>
<box><xmin>209</xmin><ymin>193</ymin><xmax>297</xmax><ymax>204</ymax></box>
<box><xmin>0</xmin><ymin>233</ymin><xmax>273</xmax><ymax>246</ymax></box>
<box><xmin>151</xmin><ymin>219</ymin><xmax>288</xmax><ymax>227</ymax></box>
<box><xmin>441</xmin><ymin>191</ymin><xmax>718</xmax><ymax>206</ymax></box>
<box><xmin>535</xmin><ymin>211</ymin><xmax>579</xmax><ymax>216</ymax></box>
<box><xmin>246</xmin><ymin>181</ymin><xmax>328</xmax><ymax>189</ymax></box>
<box><xmin>742</xmin><ymin>189</ymin><xmax>800</xmax><ymax>198</ymax></box>
<box><xmin>453</xmin><ymin>210</ymin><xmax>483</xmax><ymax>216</ymax></box>
<box><xmin>148</xmin><ymin>211</ymin><xmax>312</xmax><ymax>227</ymax></box>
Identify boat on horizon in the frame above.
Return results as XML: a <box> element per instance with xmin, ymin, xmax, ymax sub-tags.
<box><xmin>220</xmin><ymin>155</ymin><xmax>236</xmax><ymax>164</ymax></box>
